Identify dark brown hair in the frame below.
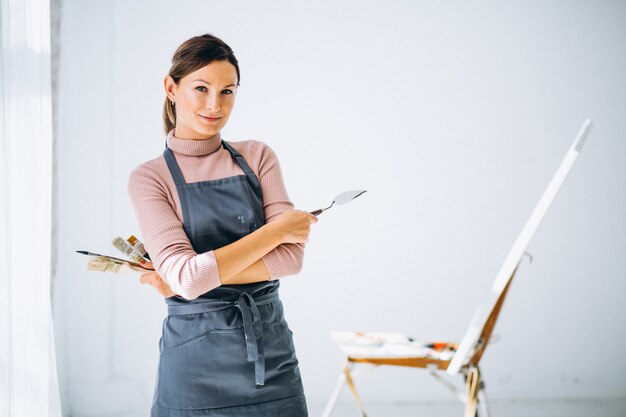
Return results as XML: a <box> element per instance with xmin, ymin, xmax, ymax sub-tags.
<box><xmin>163</xmin><ymin>33</ymin><xmax>240</xmax><ymax>135</ymax></box>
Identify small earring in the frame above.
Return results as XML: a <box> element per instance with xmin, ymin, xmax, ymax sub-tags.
<box><xmin>171</xmin><ymin>100</ymin><xmax>175</xmax><ymax>105</ymax></box>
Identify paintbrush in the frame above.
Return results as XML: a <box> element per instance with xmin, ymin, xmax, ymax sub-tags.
<box><xmin>76</xmin><ymin>250</ymin><xmax>153</xmax><ymax>270</ymax></box>
<box><xmin>86</xmin><ymin>257</ymin><xmax>150</xmax><ymax>276</ymax></box>
<box><xmin>111</xmin><ymin>236</ymin><xmax>147</xmax><ymax>263</ymax></box>
<box><xmin>126</xmin><ymin>234</ymin><xmax>150</xmax><ymax>261</ymax></box>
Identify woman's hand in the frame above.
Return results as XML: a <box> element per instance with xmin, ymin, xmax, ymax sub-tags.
<box><xmin>138</xmin><ymin>260</ymin><xmax>176</xmax><ymax>298</ymax></box>
<box><xmin>268</xmin><ymin>209</ymin><xmax>318</xmax><ymax>244</ymax></box>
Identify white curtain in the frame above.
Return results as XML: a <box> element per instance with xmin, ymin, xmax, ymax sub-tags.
<box><xmin>0</xmin><ymin>0</ymin><xmax>63</xmax><ymax>416</ymax></box>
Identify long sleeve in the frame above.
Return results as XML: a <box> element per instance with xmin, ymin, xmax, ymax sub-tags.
<box><xmin>255</xmin><ymin>143</ymin><xmax>306</xmax><ymax>280</ymax></box>
<box><xmin>127</xmin><ymin>164</ymin><xmax>221</xmax><ymax>299</ymax></box>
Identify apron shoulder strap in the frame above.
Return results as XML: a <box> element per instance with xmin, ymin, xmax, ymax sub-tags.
<box><xmin>221</xmin><ymin>140</ymin><xmax>255</xmax><ymax>177</ymax></box>
<box><xmin>163</xmin><ymin>147</ymin><xmax>186</xmax><ymax>186</ymax></box>
<box><xmin>221</xmin><ymin>140</ymin><xmax>263</xmax><ymax>194</ymax></box>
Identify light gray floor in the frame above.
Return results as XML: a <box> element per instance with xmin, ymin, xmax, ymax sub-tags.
<box><xmin>74</xmin><ymin>398</ymin><xmax>626</xmax><ymax>417</ymax></box>
<box><xmin>308</xmin><ymin>398</ymin><xmax>626</xmax><ymax>417</ymax></box>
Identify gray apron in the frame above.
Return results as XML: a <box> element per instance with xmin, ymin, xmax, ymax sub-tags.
<box><xmin>150</xmin><ymin>139</ymin><xmax>307</xmax><ymax>417</ymax></box>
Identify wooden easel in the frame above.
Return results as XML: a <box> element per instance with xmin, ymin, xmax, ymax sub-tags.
<box><xmin>320</xmin><ymin>258</ymin><xmax>526</xmax><ymax>417</ymax></box>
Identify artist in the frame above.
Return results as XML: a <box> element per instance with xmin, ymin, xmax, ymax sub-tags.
<box><xmin>128</xmin><ymin>33</ymin><xmax>316</xmax><ymax>416</ymax></box>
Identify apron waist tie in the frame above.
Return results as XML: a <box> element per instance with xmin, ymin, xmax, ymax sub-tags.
<box><xmin>166</xmin><ymin>290</ymin><xmax>280</xmax><ymax>386</ymax></box>
<box><xmin>236</xmin><ymin>292</ymin><xmax>265</xmax><ymax>386</ymax></box>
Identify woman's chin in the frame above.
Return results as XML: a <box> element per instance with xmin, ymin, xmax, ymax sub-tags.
<box><xmin>193</xmin><ymin>125</ymin><xmax>220</xmax><ymax>138</ymax></box>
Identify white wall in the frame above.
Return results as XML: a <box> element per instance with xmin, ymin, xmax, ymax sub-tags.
<box><xmin>54</xmin><ymin>1</ymin><xmax>626</xmax><ymax>415</ymax></box>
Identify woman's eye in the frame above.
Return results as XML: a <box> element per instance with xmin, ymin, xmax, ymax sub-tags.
<box><xmin>195</xmin><ymin>86</ymin><xmax>207</xmax><ymax>92</ymax></box>
<box><xmin>222</xmin><ymin>89</ymin><xmax>233</xmax><ymax>95</ymax></box>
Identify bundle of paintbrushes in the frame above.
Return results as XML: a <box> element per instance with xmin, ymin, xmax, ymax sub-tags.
<box><xmin>76</xmin><ymin>234</ymin><xmax>154</xmax><ymax>276</ymax></box>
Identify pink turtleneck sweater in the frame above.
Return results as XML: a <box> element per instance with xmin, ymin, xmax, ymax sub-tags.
<box><xmin>127</xmin><ymin>129</ymin><xmax>304</xmax><ymax>300</ymax></box>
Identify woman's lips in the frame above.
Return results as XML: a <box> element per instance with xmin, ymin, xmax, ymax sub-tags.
<box><xmin>199</xmin><ymin>115</ymin><xmax>221</xmax><ymax>123</ymax></box>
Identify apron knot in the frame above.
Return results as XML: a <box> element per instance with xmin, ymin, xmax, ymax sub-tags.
<box><xmin>235</xmin><ymin>292</ymin><xmax>266</xmax><ymax>386</ymax></box>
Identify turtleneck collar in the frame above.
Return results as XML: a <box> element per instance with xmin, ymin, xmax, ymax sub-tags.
<box><xmin>166</xmin><ymin>129</ymin><xmax>223</xmax><ymax>156</ymax></box>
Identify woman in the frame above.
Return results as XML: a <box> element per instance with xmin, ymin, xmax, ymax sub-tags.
<box><xmin>127</xmin><ymin>33</ymin><xmax>317</xmax><ymax>417</ymax></box>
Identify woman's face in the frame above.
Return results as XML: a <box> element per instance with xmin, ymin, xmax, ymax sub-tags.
<box><xmin>164</xmin><ymin>60</ymin><xmax>238</xmax><ymax>140</ymax></box>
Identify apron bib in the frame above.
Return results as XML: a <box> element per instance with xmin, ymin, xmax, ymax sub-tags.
<box><xmin>150</xmin><ymin>139</ymin><xmax>307</xmax><ymax>416</ymax></box>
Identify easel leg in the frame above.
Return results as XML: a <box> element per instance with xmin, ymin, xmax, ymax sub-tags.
<box><xmin>477</xmin><ymin>379</ymin><xmax>490</xmax><ymax>417</ymax></box>
<box><xmin>463</xmin><ymin>366</ymin><xmax>480</xmax><ymax>417</ymax></box>
<box><xmin>320</xmin><ymin>366</ymin><xmax>347</xmax><ymax>417</ymax></box>
<box><xmin>343</xmin><ymin>361</ymin><xmax>368</xmax><ymax>417</ymax></box>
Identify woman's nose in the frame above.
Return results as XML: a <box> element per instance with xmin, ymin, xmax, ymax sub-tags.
<box><xmin>205</xmin><ymin>91</ymin><xmax>221</xmax><ymax>112</ymax></box>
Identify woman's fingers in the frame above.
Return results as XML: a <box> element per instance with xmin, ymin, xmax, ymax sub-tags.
<box><xmin>158</xmin><ymin>284</ymin><xmax>175</xmax><ymax>298</ymax></box>
<box><xmin>154</xmin><ymin>279</ymin><xmax>175</xmax><ymax>297</ymax></box>
<box><xmin>140</xmin><ymin>272</ymin><xmax>156</xmax><ymax>285</ymax></box>
<box><xmin>272</xmin><ymin>209</ymin><xmax>318</xmax><ymax>244</ymax></box>
<box><xmin>139</xmin><ymin>271</ymin><xmax>175</xmax><ymax>298</ymax></box>
<box><xmin>139</xmin><ymin>259</ymin><xmax>154</xmax><ymax>269</ymax></box>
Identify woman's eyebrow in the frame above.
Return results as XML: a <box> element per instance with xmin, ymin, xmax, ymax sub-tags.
<box><xmin>192</xmin><ymin>79</ymin><xmax>236</xmax><ymax>88</ymax></box>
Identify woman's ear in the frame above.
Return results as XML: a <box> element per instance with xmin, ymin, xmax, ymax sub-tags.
<box><xmin>164</xmin><ymin>75</ymin><xmax>177</xmax><ymax>102</ymax></box>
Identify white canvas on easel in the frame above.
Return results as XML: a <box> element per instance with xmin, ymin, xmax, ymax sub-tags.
<box><xmin>447</xmin><ymin>119</ymin><xmax>593</xmax><ymax>375</ymax></box>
